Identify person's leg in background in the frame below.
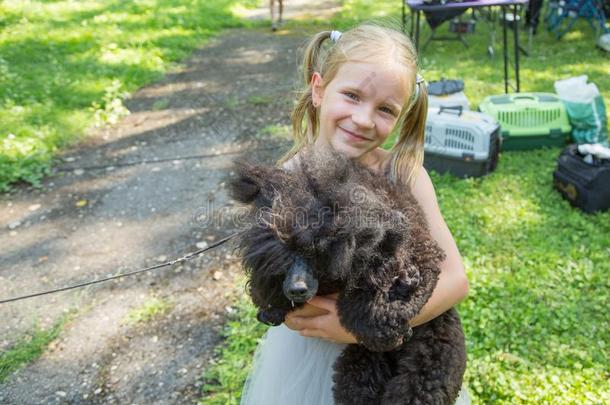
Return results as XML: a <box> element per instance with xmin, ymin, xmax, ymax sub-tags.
<box><xmin>525</xmin><ymin>0</ymin><xmax>544</xmax><ymax>34</ymax></box>
<box><xmin>270</xmin><ymin>0</ymin><xmax>277</xmax><ymax>31</ymax></box>
<box><xmin>270</xmin><ymin>0</ymin><xmax>284</xmax><ymax>31</ymax></box>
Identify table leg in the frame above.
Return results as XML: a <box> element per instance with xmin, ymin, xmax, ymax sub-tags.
<box><xmin>514</xmin><ymin>3</ymin><xmax>521</xmax><ymax>92</ymax></box>
<box><xmin>502</xmin><ymin>6</ymin><xmax>508</xmax><ymax>94</ymax></box>
<box><xmin>410</xmin><ymin>10</ymin><xmax>415</xmax><ymax>38</ymax></box>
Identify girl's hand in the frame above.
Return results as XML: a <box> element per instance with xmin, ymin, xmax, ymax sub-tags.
<box><xmin>284</xmin><ymin>294</ymin><xmax>358</xmax><ymax>344</ymax></box>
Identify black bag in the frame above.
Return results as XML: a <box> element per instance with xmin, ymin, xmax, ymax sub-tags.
<box><xmin>428</xmin><ymin>79</ymin><xmax>465</xmax><ymax>96</ymax></box>
<box><xmin>553</xmin><ymin>145</ymin><xmax>610</xmax><ymax>213</ymax></box>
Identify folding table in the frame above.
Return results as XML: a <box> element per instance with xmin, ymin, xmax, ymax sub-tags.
<box><xmin>403</xmin><ymin>0</ymin><xmax>529</xmax><ymax>93</ymax></box>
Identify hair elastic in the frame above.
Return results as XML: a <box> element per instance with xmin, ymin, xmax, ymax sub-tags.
<box><xmin>407</xmin><ymin>74</ymin><xmax>425</xmax><ymax>111</ymax></box>
<box><xmin>330</xmin><ymin>30</ymin><xmax>342</xmax><ymax>43</ymax></box>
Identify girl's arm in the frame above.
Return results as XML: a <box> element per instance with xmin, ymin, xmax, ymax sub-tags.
<box><xmin>406</xmin><ymin>167</ymin><xmax>469</xmax><ymax>327</ymax></box>
<box><xmin>285</xmin><ymin>167</ymin><xmax>469</xmax><ymax>342</ymax></box>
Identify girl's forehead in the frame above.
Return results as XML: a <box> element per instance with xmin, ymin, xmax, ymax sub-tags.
<box><xmin>332</xmin><ymin>61</ymin><xmax>412</xmax><ymax>103</ymax></box>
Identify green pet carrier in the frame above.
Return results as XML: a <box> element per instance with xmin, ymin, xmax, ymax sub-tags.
<box><xmin>479</xmin><ymin>93</ymin><xmax>572</xmax><ymax>150</ymax></box>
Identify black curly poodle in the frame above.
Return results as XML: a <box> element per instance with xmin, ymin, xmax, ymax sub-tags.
<box><xmin>229</xmin><ymin>148</ymin><xmax>466</xmax><ymax>404</ymax></box>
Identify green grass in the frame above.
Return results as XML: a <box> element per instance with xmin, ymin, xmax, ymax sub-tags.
<box><xmin>256</xmin><ymin>123</ymin><xmax>291</xmax><ymax>139</ymax></box>
<box><xmin>247</xmin><ymin>94</ymin><xmax>274</xmax><ymax>106</ymax></box>
<box><xmin>0</xmin><ymin>315</ymin><xmax>69</xmax><ymax>382</ymax></box>
<box><xmin>200</xmin><ymin>4</ymin><xmax>609</xmax><ymax>402</ymax></box>
<box><xmin>201</xmin><ymin>293</ymin><xmax>267</xmax><ymax>405</ymax></box>
<box><xmin>0</xmin><ymin>0</ymin><xmax>264</xmax><ymax>192</ymax></box>
<box><xmin>432</xmin><ymin>149</ymin><xmax>610</xmax><ymax>404</ymax></box>
<box><xmin>124</xmin><ymin>296</ymin><xmax>173</xmax><ymax>325</ymax></box>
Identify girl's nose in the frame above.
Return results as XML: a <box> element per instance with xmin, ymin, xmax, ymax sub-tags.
<box><xmin>352</xmin><ymin>106</ymin><xmax>375</xmax><ymax>129</ymax></box>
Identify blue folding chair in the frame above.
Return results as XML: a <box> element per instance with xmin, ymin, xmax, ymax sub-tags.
<box><xmin>546</xmin><ymin>0</ymin><xmax>610</xmax><ymax>39</ymax></box>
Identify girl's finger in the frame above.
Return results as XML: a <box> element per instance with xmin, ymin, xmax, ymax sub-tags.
<box><xmin>299</xmin><ymin>328</ymin><xmax>313</xmax><ymax>337</ymax></box>
<box><xmin>306</xmin><ymin>296</ymin><xmax>337</xmax><ymax>312</ymax></box>
<box><xmin>295</xmin><ymin>314</ymin><xmax>324</xmax><ymax>330</ymax></box>
<box><xmin>284</xmin><ymin>315</ymin><xmax>303</xmax><ymax>331</ymax></box>
<box><xmin>300</xmin><ymin>328</ymin><xmax>338</xmax><ymax>343</ymax></box>
<box><xmin>299</xmin><ymin>328</ymin><xmax>325</xmax><ymax>339</ymax></box>
<box><xmin>286</xmin><ymin>314</ymin><xmax>322</xmax><ymax>330</ymax></box>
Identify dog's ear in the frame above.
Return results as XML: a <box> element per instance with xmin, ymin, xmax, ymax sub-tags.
<box><xmin>228</xmin><ymin>166</ymin><xmax>261</xmax><ymax>204</ymax></box>
<box><xmin>228</xmin><ymin>159</ymin><xmax>278</xmax><ymax>207</ymax></box>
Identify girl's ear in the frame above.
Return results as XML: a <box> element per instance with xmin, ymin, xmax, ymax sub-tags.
<box><xmin>310</xmin><ymin>72</ymin><xmax>325</xmax><ymax>107</ymax></box>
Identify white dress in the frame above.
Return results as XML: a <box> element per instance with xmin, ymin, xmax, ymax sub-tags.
<box><xmin>240</xmin><ymin>323</ymin><xmax>471</xmax><ymax>405</ymax></box>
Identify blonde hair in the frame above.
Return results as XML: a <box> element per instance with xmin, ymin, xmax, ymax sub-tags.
<box><xmin>280</xmin><ymin>22</ymin><xmax>428</xmax><ymax>187</ymax></box>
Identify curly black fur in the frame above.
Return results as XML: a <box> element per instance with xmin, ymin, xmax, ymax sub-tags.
<box><xmin>229</xmin><ymin>149</ymin><xmax>466</xmax><ymax>404</ymax></box>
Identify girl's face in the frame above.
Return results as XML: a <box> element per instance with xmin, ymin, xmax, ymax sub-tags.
<box><xmin>311</xmin><ymin>61</ymin><xmax>411</xmax><ymax>163</ymax></box>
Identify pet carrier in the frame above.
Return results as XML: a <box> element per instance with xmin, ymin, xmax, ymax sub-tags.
<box><xmin>553</xmin><ymin>144</ymin><xmax>610</xmax><ymax>213</ymax></box>
<box><xmin>428</xmin><ymin>92</ymin><xmax>471</xmax><ymax>111</ymax></box>
<box><xmin>427</xmin><ymin>79</ymin><xmax>470</xmax><ymax>111</ymax></box>
<box><xmin>479</xmin><ymin>93</ymin><xmax>572</xmax><ymax>150</ymax></box>
<box><xmin>422</xmin><ymin>106</ymin><xmax>501</xmax><ymax>178</ymax></box>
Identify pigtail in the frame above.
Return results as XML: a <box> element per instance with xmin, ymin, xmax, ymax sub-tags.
<box><xmin>391</xmin><ymin>80</ymin><xmax>428</xmax><ymax>188</ymax></box>
<box><xmin>280</xmin><ymin>31</ymin><xmax>332</xmax><ymax>165</ymax></box>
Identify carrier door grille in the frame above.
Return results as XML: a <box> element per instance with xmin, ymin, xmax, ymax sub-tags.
<box><xmin>424</xmin><ymin>124</ymin><xmax>433</xmax><ymax>145</ymax></box>
<box><xmin>445</xmin><ymin>128</ymin><xmax>475</xmax><ymax>150</ymax></box>
<box><xmin>499</xmin><ymin>109</ymin><xmax>561</xmax><ymax>127</ymax></box>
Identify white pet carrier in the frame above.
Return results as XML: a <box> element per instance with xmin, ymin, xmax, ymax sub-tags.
<box><xmin>424</xmin><ymin>106</ymin><xmax>501</xmax><ymax>177</ymax></box>
<box><xmin>428</xmin><ymin>91</ymin><xmax>470</xmax><ymax>111</ymax></box>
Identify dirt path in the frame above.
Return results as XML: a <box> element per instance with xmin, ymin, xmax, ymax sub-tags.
<box><xmin>0</xmin><ymin>2</ymin><xmax>339</xmax><ymax>403</ymax></box>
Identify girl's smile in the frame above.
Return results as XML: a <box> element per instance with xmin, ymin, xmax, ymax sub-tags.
<box><xmin>311</xmin><ymin>61</ymin><xmax>411</xmax><ymax>163</ymax></box>
<box><xmin>338</xmin><ymin>126</ymin><xmax>372</xmax><ymax>142</ymax></box>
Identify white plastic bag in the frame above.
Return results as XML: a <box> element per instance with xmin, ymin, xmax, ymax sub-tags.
<box><xmin>554</xmin><ymin>76</ymin><xmax>608</xmax><ymax>145</ymax></box>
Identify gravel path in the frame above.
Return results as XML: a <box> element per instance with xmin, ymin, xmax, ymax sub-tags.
<box><xmin>0</xmin><ymin>2</ymin><xmax>339</xmax><ymax>403</ymax></box>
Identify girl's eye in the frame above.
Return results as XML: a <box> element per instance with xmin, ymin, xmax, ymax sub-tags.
<box><xmin>345</xmin><ymin>92</ymin><xmax>359</xmax><ymax>101</ymax></box>
<box><xmin>380</xmin><ymin>106</ymin><xmax>395</xmax><ymax>115</ymax></box>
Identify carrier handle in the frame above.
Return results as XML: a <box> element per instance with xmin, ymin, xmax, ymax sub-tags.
<box><xmin>438</xmin><ymin>105</ymin><xmax>463</xmax><ymax>116</ymax></box>
<box><xmin>513</xmin><ymin>95</ymin><xmax>536</xmax><ymax>101</ymax></box>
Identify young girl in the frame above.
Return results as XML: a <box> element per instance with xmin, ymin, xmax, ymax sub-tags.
<box><xmin>240</xmin><ymin>23</ymin><xmax>470</xmax><ymax>404</ymax></box>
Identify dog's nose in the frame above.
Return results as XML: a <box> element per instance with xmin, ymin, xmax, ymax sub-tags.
<box><xmin>287</xmin><ymin>282</ymin><xmax>309</xmax><ymax>299</ymax></box>
<box><xmin>283</xmin><ymin>256</ymin><xmax>318</xmax><ymax>303</ymax></box>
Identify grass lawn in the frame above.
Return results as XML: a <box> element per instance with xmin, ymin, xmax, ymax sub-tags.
<box><xmin>0</xmin><ymin>0</ymin><xmax>263</xmax><ymax>192</ymax></box>
<box><xmin>0</xmin><ymin>313</ymin><xmax>71</xmax><ymax>383</ymax></box>
<box><xmin>201</xmin><ymin>1</ymin><xmax>610</xmax><ymax>404</ymax></box>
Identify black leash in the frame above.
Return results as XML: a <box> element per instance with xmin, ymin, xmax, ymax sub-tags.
<box><xmin>57</xmin><ymin>144</ymin><xmax>288</xmax><ymax>172</ymax></box>
<box><xmin>0</xmin><ymin>232</ymin><xmax>239</xmax><ymax>305</ymax></box>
